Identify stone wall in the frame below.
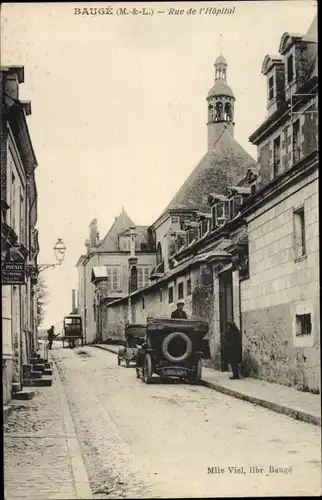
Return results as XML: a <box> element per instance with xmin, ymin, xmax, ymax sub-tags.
<box><xmin>2</xmin><ymin>359</ymin><xmax>13</xmax><ymax>405</ymax></box>
<box><xmin>241</xmin><ymin>172</ymin><xmax>319</xmax><ymax>391</ymax></box>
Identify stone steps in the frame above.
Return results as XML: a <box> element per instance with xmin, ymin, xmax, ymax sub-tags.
<box><xmin>12</xmin><ymin>389</ymin><xmax>35</xmax><ymax>400</ymax></box>
<box><xmin>23</xmin><ymin>377</ymin><xmax>52</xmax><ymax>387</ymax></box>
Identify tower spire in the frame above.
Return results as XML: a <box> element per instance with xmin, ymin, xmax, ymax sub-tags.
<box><xmin>206</xmin><ymin>54</ymin><xmax>236</xmax><ymax>148</ymax></box>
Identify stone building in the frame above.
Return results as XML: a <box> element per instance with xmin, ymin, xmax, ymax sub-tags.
<box><xmin>76</xmin><ymin>208</ymin><xmax>156</xmax><ymax>344</ymax></box>
<box><xmin>241</xmin><ymin>15</ymin><xmax>319</xmax><ymax>391</ymax></box>
<box><xmin>104</xmin><ymin>55</ymin><xmax>256</xmax><ymax>360</ymax></box>
<box><xmin>1</xmin><ymin>65</ymin><xmax>39</xmax><ymax>403</ymax></box>
<box><xmin>104</xmin><ymin>16</ymin><xmax>319</xmax><ymax>393</ymax></box>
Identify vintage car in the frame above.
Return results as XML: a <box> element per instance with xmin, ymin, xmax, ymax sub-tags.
<box><xmin>136</xmin><ymin>317</ymin><xmax>209</xmax><ymax>384</ymax></box>
<box><xmin>117</xmin><ymin>323</ymin><xmax>146</xmax><ymax>367</ymax></box>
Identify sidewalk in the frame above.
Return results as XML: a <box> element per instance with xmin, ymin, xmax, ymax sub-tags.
<box><xmin>4</xmin><ymin>354</ymin><xmax>92</xmax><ymax>500</ymax></box>
<box><xmin>93</xmin><ymin>343</ymin><xmax>321</xmax><ymax>427</ymax></box>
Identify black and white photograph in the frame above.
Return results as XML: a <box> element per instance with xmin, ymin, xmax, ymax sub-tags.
<box><xmin>1</xmin><ymin>1</ymin><xmax>320</xmax><ymax>498</ymax></box>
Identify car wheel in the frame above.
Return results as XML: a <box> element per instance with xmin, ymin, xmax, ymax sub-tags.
<box><xmin>143</xmin><ymin>353</ymin><xmax>152</xmax><ymax>384</ymax></box>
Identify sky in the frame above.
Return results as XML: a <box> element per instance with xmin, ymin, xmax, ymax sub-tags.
<box><xmin>1</xmin><ymin>1</ymin><xmax>317</xmax><ymax>328</ymax></box>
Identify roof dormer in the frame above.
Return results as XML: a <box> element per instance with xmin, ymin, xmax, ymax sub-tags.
<box><xmin>261</xmin><ymin>54</ymin><xmax>285</xmax><ymax>116</ymax></box>
<box><xmin>278</xmin><ymin>32</ymin><xmax>311</xmax><ymax>100</ymax></box>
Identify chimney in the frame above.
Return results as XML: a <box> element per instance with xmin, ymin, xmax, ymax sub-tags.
<box><xmin>89</xmin><ymin>219</ymin><xmax>98</xmax><ymax>247</ymax></box>
<box><xmin>72</xmin><ymin>289</ymin><xmax>76</xmax><ymax>312</ymax></box>
<box><xmin>128</xmin><ymin>226</ymin><xmax>138</xmax><ymax>293</ymax></box>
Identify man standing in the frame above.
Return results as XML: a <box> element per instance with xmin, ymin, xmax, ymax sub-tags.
<box><xmin>225</xmin><ymin>320</ymin><xmax>242</xmax><ymax>379</ymax></box>
<box><xmin>171</xmin><ymin>300</ymin><xmax>188</xmax><ymax>319</ymax></box>
<box><xmin>47</xmin><ymin>326</ymin><xmax>57</xmax><ymax>350</ymax></box>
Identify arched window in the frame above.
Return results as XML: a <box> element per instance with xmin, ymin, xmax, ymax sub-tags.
<box><xmin>224</xmin><ymin>102</ymin><xmax>232</xmax><ymax>122</ymax></box>
<box><xmin>215</xmin><ymin>101</ymin><xmax>223</xmax><ymax>121</ymax></box>
<box><xmin>156</xmin><ymin>242</ymin><xmax>163</xmax><ymax>265</ymax></box>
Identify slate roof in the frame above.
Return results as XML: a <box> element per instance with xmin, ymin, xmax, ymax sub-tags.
<box><xmin>303</xmin><ymin>15</ymin><xmax>317</xmax><ymax>43</ymax></box>
<box><xmin>97</xmin><ymin>208</ymin><xmax>135</xmax><ymax>252</ymax></box>
<box><xmin>207</xmin><ymin>81</ymin><xmax>235</xmax><ymax>99</ymax></box>
<box><xmin>160</xmin><ymin>128</ymin><xmax>256</xmax><ymax>216</ymax></box>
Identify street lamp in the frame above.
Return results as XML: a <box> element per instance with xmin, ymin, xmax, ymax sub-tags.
<box><xmin>37</xmin><ymin>238</ymin><xmax>67</xmax><ymax>273</ymax></box>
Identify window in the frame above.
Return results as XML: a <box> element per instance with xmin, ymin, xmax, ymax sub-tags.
<box><xmin>268</xmin><ymin>75</ymin><xmax>274</xmax><ymax>101</ymax></box>
<box><xmin>199</xmin><ymin>219</ymin><xmax>209</xmax><ymax>238</ymax></box>
<box><xmin>292</xmin><ymin>120</ymin><xmax>300</xmax><ymax>163</ymax></box>
<box><xmin>168</xmin><ymin>286</ymin><xmax>174</xmax><ymax>304</ymax></box>
<box><xmin>11</xmin><ymin>173</ymin><xmax>16</xmax><ymax>231</ymax></box>
<box><xmin>19</xmin><ymin>188</ymin><xmax>25</xmax><ymax>245</ymax></box>
<box><xmin>286</xmin><ymin>54</ymin><xmax>294</xmax><ymax>84</ymax></box>
<box><xmin>187</xmin><ymin>278</ymin><xmax>192</xmax><ymax>296</ymax></box>
<box><xmin>293</xmin><ymin>207</ymin><xmax>306</xmax><ymax>259</ymax></box>
<box><xmin>138</xmin><ymin>266</ymin><xmax>150</xmax><ymax>289</ymax></box>
<box><xmin>178</xmin><ymin>282</ymin><xmax>184</xmax><ymax>300</ymax></box>
<box><xmin>295</xmin><ymin>314</ymin><xmax>311</xmax><ymax>336</ymax></box>
<box><xmin>273</xmin><ymin>136</ymin><xmax>281</xmax><ymax>177</ymax></box>
<box><xmin>229</xmin><ymin>196</ymin><xmax>243</xmax><ymax>220</ymax></box>
<box><xmin>212</xmin><ymin>201</ymin><xmax>229</xmax><ymax>228</ymax></box>
<box><xmin>142</xmin><ymin>296</ymin><xmax>145</xmax><ymax>310</ymax></box>
<box><xmin>119</xmin><ymin>238</ymin><xmax>130</xmax><ymax>251</ymax></box>
<box><xmin>106</xmin><ymin>266</ymin><xmax>121</xmax><ymax>291</ymax></box>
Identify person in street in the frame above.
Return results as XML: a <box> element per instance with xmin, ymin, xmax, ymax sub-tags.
<box><xmin>171</xmin><ymin>300</ymin><xmax>188</xmax><ymax>319</ymax></box>
<box><xmin>47</xmin><ymin>326</ymin><xmax>58</xmax><ymax>350</ymax></box>
<box><xmin>225</xmin><ymin>320</ymin><xmax>242</xmax><ymax>379</ymax></box>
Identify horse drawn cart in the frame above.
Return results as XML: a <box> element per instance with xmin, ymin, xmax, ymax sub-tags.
<box><xmin>61</xmin><ymin>315</ymin><xmax>84</xmax><ymax>348</ymax></box>
<box><xmin>136</xmin><ymin>317</ymin><xmax>209</xmax><ymax>384</ymax></box>
<box><xmin>117</xmin><ymin>323</ymin><xmax>146</xmax><ymax>367</ymax></box>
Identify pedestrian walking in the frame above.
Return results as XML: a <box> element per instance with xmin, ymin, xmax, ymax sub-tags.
<box><xmin>225</xmin><ymin>320</ymin><xmax>242</xmax><ymax>379</ymax></box>
<box><xmin>171</xmin><ymin>300</ymin><xmax>188</xmax><ymax>319</ymax></box>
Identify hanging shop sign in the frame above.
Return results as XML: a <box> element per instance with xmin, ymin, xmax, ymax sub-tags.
<box><xmin>1</xmin><ymin>261</ymin><xmax>26</xmax><ymax>285</ymax></box>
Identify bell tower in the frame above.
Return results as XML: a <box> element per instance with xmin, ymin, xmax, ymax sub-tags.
<box><xmin>206</xmin><ymin>54</ymin><xmax>235</xmax><ymax>149</ymax></box>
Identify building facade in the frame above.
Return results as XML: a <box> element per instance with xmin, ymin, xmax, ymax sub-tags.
<box><xmin>76</xmin><ymin>209</ymin><xmax>156</xmax><ymax>344</ymax></box>
<box><xmin>104</xmin><ymin>55</ymin><xmax>257</xmax><ymax>359</ymax></box>
<box><xmin>104</xmin><ymin>15</ymin><xmax>319</xmax><ymax>393</ymax></box>
<box><xmin>1</xmin><ymin>66</ymin><xmax>40</xmax><ymax>403</ymax></box>
<box><xmin>241</xmin><ymin>16</ymin><xmax>319</xmax><ymax>391</ymax></box>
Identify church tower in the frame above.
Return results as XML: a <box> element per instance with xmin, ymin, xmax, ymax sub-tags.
<box><xmin>207</xmin><ymin>54</ymin><xmax>235</xmax><ymax>149</ymax></box>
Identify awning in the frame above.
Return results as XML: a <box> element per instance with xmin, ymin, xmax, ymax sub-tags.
<box><xmin>91</xmin><ymin>266</ymin><xmax>108</xmax><ymax>283</ymax></box>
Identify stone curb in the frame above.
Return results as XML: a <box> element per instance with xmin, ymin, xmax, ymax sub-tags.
<box><xmin>91</xmin><ymin>344</ymin><xmax>321</xmax><ymax>427</ymax></box>
<box><xmin>50</xmin><ymin>356</ymin><xmax>93</xmax><ymax>499</ymax></box>
<box><xmin>201</xmin><ymin>379</ymin><xmax>321</xmax><ymax>427</ymax></box>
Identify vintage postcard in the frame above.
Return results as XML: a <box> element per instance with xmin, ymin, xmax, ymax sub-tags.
<box><xmin>1</xmin><ymin>1</ymin><xmax>320</xmax><ymax>499</ymax></box>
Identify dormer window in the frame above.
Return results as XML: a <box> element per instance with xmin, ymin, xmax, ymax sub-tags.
<box><xmin>199</xmin><ymin>218</ymin><xmax>210</xmax><ymax>238</ymax></box>
<box><xmin>119</xmin><ymin>237</ymin><xmax>130</xmax><ymax>251</ymax></box>
<box><xmin>212</xmin><ymin>201</ymin><xmax>229</xmax><ymax>229</ymax></box>
<box><xmin>268</xmin><ymin>75</ymin><xmax>274</xmax><ymax>101</ymax></box>
<box><xmin>229</xmin><ymin>195</ymin><xmax>243</xmax><ymax>219</ymax></box>
<box><xmin>286</xmin><ymin>54</ymin><xmax>294</xmax><ymax>84</ymax></box>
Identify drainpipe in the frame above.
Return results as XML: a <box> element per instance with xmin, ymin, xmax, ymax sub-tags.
<box><xmin>128</xmin><ymin>226</ymin><xmax>138</xmax><ymax>324</ymax></box>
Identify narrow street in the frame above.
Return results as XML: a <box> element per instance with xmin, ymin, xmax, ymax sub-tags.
<box><xmin>47</xmin><ymin>343</ymin><xmax>321</xmax><ymax>498</ymax></box>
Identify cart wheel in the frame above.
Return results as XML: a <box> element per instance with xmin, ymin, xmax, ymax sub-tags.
<box><xmin>117</xmin><ymin>357</ymin><xmax>121</xmax><ymax>366</ymax></box>
<box><xmin>126</xmin><ymin>359</ymin><xmax>130</xmax><ymax>368</ymax></box>
<box><xmin>143</xmin><ymin>354</ymin><xmax>152</xmax><ymax>384</ymax></box>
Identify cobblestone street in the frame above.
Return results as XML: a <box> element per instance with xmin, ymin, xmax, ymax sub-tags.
<box><xmin>45</xmin><ymin>344</ymin><xmax>321</xmax><ymax>499</ymax></box>
<box><xmin>4</xmin><ymin>342</ymin><xmax>321</xmax><ymax>498</ymax></box>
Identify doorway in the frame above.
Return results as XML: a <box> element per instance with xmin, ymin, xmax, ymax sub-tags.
<box><xmin>219</xmin><ymin>270</ymin><xmax>234</xmax><ymax>371</ymax></box>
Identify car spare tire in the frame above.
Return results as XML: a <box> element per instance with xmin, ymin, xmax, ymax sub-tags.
<box><xmin>162</xmin><ymin>331</ymin><xmax>193</xmax><ymax>363</ymax></box>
